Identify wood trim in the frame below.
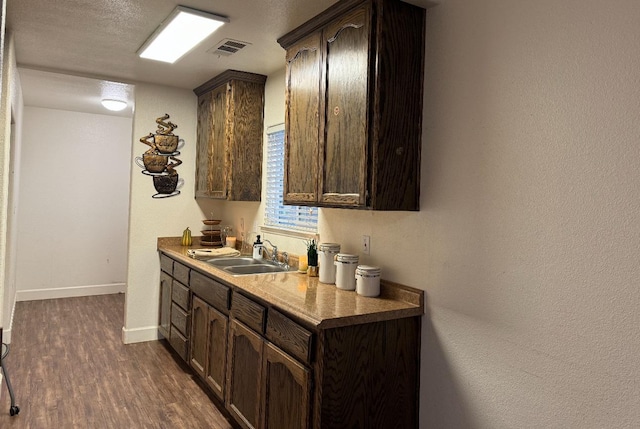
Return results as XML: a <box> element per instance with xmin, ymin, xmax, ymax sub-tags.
<box><xmin>277</xmin><ymin>0</ymin><xmax>366</xmax><ymax>49</ymax></box>
<box><xmin>283</xmin><ymin>192</ymin><xmax>317</xmax><ymax>204</ymax></box>
<box><xmin>320</xmin><ymin>193</ymin><xmax>361</xmax><ymax>206</ymax></box>
<box><xmin>193</xmin><ymin>69</ymin><xmax>267</xmax><ymax>96</ymax></box>
<box><xmin>158</xmin><ymin>271</ymin><xmax>172</xmax><ymax>339</ymax></box>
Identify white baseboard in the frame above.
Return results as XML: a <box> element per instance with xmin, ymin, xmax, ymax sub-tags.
<box><xmin>15</xmin><ymin>283</ymin><xmax>126</xmax><ymax>302</ymax></box>
<box><xmin>2</xmin><ymin>302</ymin><xmax>17</xmax><ymax>343</ymax></box>
<box><xmin>121</xmin><ymin>325</ymin><xmax>160</xmax><ymax>344</ymax></box>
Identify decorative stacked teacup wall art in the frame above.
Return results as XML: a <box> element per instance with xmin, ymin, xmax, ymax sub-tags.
<box><xmin>135</xmin><ymin>114</ymin><xmax>185</xmax><ymax>198</ymax></box>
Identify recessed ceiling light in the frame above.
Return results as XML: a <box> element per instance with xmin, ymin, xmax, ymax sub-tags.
<box><xmin>137</xmin><ymin>6</ymin><xmax>229</xmax><ymax>64</ymax></box>
<box><xmin>101</xmin><ymin>99</ymin><xmax>128</xmax><ymax>111</ymax></box>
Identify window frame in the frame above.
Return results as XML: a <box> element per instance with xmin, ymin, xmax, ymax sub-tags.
<box><xmin>263</xmin><ymin>124</ymin><xmax>318</xmax><ymax>237</ymax></box>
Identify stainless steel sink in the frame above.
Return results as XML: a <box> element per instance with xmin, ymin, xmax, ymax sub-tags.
<box><xmin>223</xmin><ymin>264</ymin><xmax>290</xmax><ymax>275</ymax></box>
<box><xmin>204</xmin><ymin>257</ymin><xmax>292</xmax><ymax>275</ymax></box>
<box><xmin>205</xmin><ymin>257</ymin><xmax>263</xmax><ymax>267</ymax></box>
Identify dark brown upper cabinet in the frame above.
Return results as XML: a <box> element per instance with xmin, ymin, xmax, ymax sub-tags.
<box><xmin>278</xmin><ymin>0</ymin><xmax>425</xmax><ymax>211</ymax></box>
<box><xmin>194</xmin><ymin>70</ymin><xmax>267</xmax><ymax>201</ymax></box>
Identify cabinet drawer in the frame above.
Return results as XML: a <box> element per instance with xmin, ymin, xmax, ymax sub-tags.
<box><xmin>266</xmin><ymin>309</ymin><xmax>313</xmax><ymax>364</ymax></box>
<box><xmin>171</xmin><ymin>302</ymin><xmax>190</xmax><ymax>337</ymax></box>
<box><xmin>231</xmin><ymin>293</ymin><xmax>265</xmax><ymax>334</ymax></box>
<box><xmin>160</xmin><ymin>254</ymin><xmax>173</xmax><ymax>274</ymax></box>
<box><xmin>173</xmin><ymin>261</ymin><xmax>190</xmax><ymax>285</ymax></box>
<box><xmin>190</xmin><ymin>270</ymin><xmax>230</xmax><ymax>314</ymax></box>
<box><xmin>169</xmin><ymin>326</ymin><xmax>188</xmax><ymax>361</ymax></box>
<box><xmin>171</xmin><ymin>280</ymin><xmax>190</xmax><ymax>310</ymax></box>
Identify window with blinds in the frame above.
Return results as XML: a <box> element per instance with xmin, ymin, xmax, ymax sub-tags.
<box><xmin>265</xmin><ymin>126</ymin><xmax>318</xmax><ymax>233</ymax></box>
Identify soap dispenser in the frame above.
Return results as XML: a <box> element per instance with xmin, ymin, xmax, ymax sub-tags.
<box><xmin>253</xmin><ymin>235</ymin><xmax>263</xmax><ymax>260</ymax></box>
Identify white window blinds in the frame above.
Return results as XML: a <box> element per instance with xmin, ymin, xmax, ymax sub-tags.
<box><xmin>265</xmin><ymin>126</ymin><xmax>318</xmax><ymax>233</ymax></box>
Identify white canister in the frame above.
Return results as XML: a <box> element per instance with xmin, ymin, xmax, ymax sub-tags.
<box><xmin>318</xmin><ymin>243</ymin><xmax>341</xmax><ymax>284</ymax></box>
<box><xmin>334</xmin><ymin>253</ymin><xmax>359</xmax><ymax>290</ymax></box>
<box><xmin>355</xmin><ymin>265</ymin><xmax>381</xmax><ymax>297</ymax></box>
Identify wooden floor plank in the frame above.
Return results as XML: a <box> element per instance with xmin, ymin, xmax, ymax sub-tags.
<box><xmin>0</xmin><ymin>294</ymin><xmax>234</xmax><ymax>428</ymax></box>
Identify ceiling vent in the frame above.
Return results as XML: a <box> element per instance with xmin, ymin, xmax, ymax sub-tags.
<box><xmin>208</xmin><ymin>39</ymin><xmax>251</xmax><ymax>56</ymax></box>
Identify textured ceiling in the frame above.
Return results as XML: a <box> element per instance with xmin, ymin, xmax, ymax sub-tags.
<box><xmin>7</xmin><ymin>0</ymin><xmax>431</xmax><ymax>115</ymax></box>
<box><xmin>7</xmin><ymin>0</ymin><xmax>343</xmax><ymax>88</ymax></box>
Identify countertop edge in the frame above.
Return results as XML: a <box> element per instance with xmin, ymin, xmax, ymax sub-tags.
<box><xmin>158</xmin><ymin>237</ymin><xmax>424</xmax><ymax>330</ymax></box>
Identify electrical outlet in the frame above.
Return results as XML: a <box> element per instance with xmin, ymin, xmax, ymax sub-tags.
<box><xmin>362</xmin><ymin>235</ymin><xmax>370</xmax><ymax>255</ymax></box>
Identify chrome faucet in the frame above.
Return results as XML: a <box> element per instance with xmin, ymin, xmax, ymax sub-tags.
<box><xmin>261</xmin><ymin>240</ymin><xmax>290</xmax><ymax>270</ymax></box>
<box><xmin>261</xmin><ymin>239</ymin><xmax>278</xmax><ymax>264</ymax></box>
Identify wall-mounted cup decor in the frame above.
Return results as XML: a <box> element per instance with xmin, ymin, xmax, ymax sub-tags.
<box><xmin>135</xmin><ymin>152</ymin><xmax>168</xmax><ymax>173</ymax></box>
<box><xmin>153</xmin><ymin>173</ymin><xmax>184</xmax><ymax>194</ymax></box>
<box><xmin>155</xmin><ymin>134</ymin><xmax>185</xmax><ymax>154</ymax></box>
<box><xmin>135</xmin><ymin>114</ymin><xmax>185</xmax><ymax>198</ymax></box>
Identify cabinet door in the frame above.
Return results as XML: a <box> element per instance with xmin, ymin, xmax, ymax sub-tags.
<box><xmin>261</xmin><ymin>343</ymin><xmax>311</xmax><ymax>429</ymax></box>
<box><xmin>190</xmin><ymin>296</ymin><xmax>208</xmax><ymax>379</ymax></box>
<box><xmin>158</xmin><ymin>272</ymin><xmax>172</xmax><ymax>339</ymax></box>
<box><xmin>227</xmin><ymin>80</ymin><xmax>264</xmax><ymax>201</ymax></box>
<box><xmin>226</xmin><ymin>319</ymin><xmax>264</xmax><ymax>429</ymax></box>
<box><xmin>321</xmin><ymin>5</ymin><xmax>370</xmax><ymax>207</ymax></box>
<box><xmin>206</xmin><ymin>305</ymin><xmax>228</xmax><ymax>401</ymax></box>
<box><xmin>283</xmin><ymin>32</ymin><xmax>322</xmax><ymax>205</ymax></box>
<box><xmin>195</xmin><ymin>85</ymin><xmax>229</xmax><ymax>199</ymax></box>
<box><xmin>195</xmin><ymin>91</ymin><xmax>214</xmax><ymax>198</ymax></box>
<box><xmin>209</xmin><ymin>84</ymin><xmax>229</xmax><ymax>199</ymax></box>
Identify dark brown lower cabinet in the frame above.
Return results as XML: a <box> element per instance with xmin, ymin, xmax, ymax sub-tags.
<box><xmin>261</xmin><ymin>342</ymin><xmax>311</xmax><ymax>429</ymax></box>
<box><xmin>226</xmin><ymin>319</ymin><xmax>264</xmax><ymax>429</ymax></box>
<box><xmin>158</xmin><ymin>271</ymin><xmax>171</xmax><ymax>339</ymax></box>
<box><xmin>160</xmin><ymin>252</ymin><xmax>422</xmax><ymax>429</ymax></box>
<box><xmin>191</xmin><ymin>295</ymin><xmax>228</xmax><ymax>401</ymax></box>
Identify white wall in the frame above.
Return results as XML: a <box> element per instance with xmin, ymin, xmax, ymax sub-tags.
<box><xmin>1</xmin><ymin>32</ymin><xmax>23</xmax><ymax>342</ymax></box>
<box><xmin>123</xmin><ymin>82</ymin><xmax>221</xmax><ymax>343</ymax></box>
<box><xmin>15</xmin><ymin>106</ymin><xmax>132</xmax><ymax>299</ymax></box>
<box><xmin>416</xmin><ymin>1</ymin><xmax>639</xmax><ymax>426</ymax></box>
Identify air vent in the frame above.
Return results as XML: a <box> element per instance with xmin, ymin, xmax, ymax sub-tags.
<box><xmin>208</xmin><ymin>39</ymin><xmax>251</xmax><ymax>56</ymax></box>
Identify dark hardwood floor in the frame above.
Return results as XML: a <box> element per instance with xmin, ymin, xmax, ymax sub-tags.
<box><xmin>0</xmin><ymin>293</ymin><xmax>234</xmax><ymax>428</ymax></box>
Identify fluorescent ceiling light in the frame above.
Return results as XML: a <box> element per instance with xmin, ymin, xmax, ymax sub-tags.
<box><xmin>101</xmin><ymin>99</ymin><xmax>128</xmax><ymax>111</ymax></box>
<box><xmin>137</xmin><ymin>6</ymin><xmax>229</xmax><ymax>63</ymax></box>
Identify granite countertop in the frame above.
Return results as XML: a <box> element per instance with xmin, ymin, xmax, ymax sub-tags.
<box><xmin>158</xmin><ymin>237</ymin><xmax>424</xmax><ymax>330</ymax></box>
